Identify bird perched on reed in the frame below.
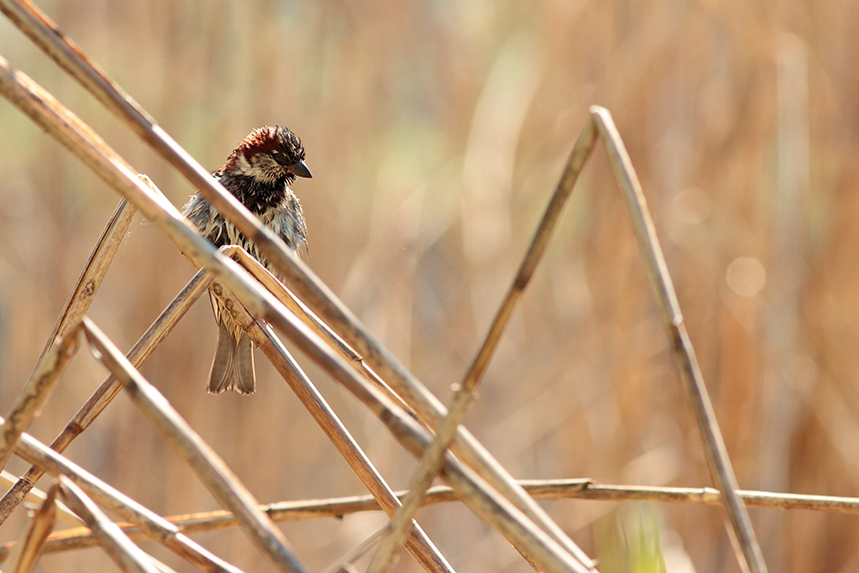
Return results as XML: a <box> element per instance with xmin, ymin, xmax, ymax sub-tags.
<box><xmin>183</xmin><ymin>125</ymin><xmax>311</xmax><ymax>395</ymax></box>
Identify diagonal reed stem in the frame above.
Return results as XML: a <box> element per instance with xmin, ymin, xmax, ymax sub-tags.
<box><xmin>0</xmin><ymin>269</ymin><xmax>210</xmax><ymax>524</ymax></box>
<box><xmin>190</xmin><ymin>253</ymin><xmax>454</xmax><ymax>572</ymax></box>
<box><xmin>202</xmin><ymin>258</ymin><xmax>588</xmax><ymax>572</ymax></box>
<box><xmin>34</xmin><ymin>197</ymin><xmax>135</xmax><ymax>366</ymax></box>
<box><xmin>57</xmin><ymin>477</ymin><xmax>161</xmax><ymax>573</ymax></box>
<box><xmin>4</xmin><ymin>481</ymin><xmax>58</xmax><ymax>573</ymax></box>
<box><xmin>224</xmin><ymin>246</ymin><xmax>416</xmax><ymax>418</ymax></box>
<box><xmin>590</xmin><ymin>105</ymin><xmax>767</xmax><ymax>573</ymax></box>
<box><xmin>256</xmin><ymin>323</ymin><xmax>454</xmax><ymax>573</ymax></box>
<box><xmin>198</xmin><ymin>259</ymin><xmax>588</xmax><ymax>572</ymax></box>
<box><xmin>0</xmin><ymin>413</ymin><xmax>245</xmax><ymax>573</ymax></box>
<box><xmin>0</xmin><ymin>470</ymin><xmax>82</xmax><ymax>527</ymax></box>
<box><xmin>0</xmin><ymin>323</ymin><xmax>80</xmax><ymax>472</ymax></box>
<box><xmin>81</xmin><ymin>319</ymin><xmax>309</xmax><ymax>573</ymax></box>
<box><xmin>367</xmin><ymin>115</ymin><xmax>600</xmax><ymax>573</ymax></box>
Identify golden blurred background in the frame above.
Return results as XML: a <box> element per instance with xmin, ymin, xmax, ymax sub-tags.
<box><xmin>1</xmin><ymin>0</ymin><xmax>858</xmax><ymax>571</ymax></box>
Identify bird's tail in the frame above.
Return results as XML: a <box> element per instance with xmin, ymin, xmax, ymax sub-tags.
<box><xmin>208</xmin><ymin>322</ymin><xmax>255</xmax><ymax>395</ymax></box>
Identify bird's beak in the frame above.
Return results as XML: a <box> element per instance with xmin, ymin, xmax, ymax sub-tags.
<box><xmin>287</xmin><ymin>160</ymin><xmax>312</xmax><ymax>179</ymax></box>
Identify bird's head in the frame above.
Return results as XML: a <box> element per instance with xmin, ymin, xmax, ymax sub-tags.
<box><xmin>223</xmin><ymin>125</ymin><xmax>312</xmax><ymax>186</ymax></box>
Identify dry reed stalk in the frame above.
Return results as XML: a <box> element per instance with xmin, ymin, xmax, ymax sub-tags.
<box><xmin>368</xmin><ymin>109</ymin><xmax>600</xmax><ymax>573</ymax></box>
<box><xmin>0</xmin><ymin>269</ymin><xmax>210</xmax><ymax>523</ymax></box>
<box><xmin>211</xmin><ymin>264</ymin><xmax>591</xmax><ymax>572</ymax></box>
<box><xmin>590</xmin><ymin>105</ymin><xmax>767</xmax><ymax>573</ymax></box>
<box><xmin>4</xmin><ymin>482</ymin><xmax>58</xmax><ymax>573</ymax></box>
<box><xmin>67</xmin><ymin>268</ymin><xmax>209</xmax><ymax>428</ymax></box>
<box><xmin>221</xmin><ymin>231</ymin><xmax>589</xmax><ymax>573</ymax></box>
<box><xmin>268</xmin><ymin>322</ymin><xmax>593</xmax><ymax>573</ymax></box>
<box><xmin>225</xmin><ymin>247</ymin><xmax>416</xmax><ymax>419</ymax></box>
<box><xmin>185</xmin><ymin>256</ymin><xmax>453</xmax><ymax>573</ymax></box>
<box><xmin>551</xmin><ymin>482</ymin><xmax>859</xmax><ymax>511</ymax></box>
<box><xmin>0</xmin><ymin>51</ymin><xmax>591</xmax><ymax>573</ymax></box>
<box><xmin>0</xmin><ymin>413</ymin><xmax>245</xmax><ymax>573</ymax></box>
<box><xmin>16</xmin><ymin>477</ymin><xmax>859</xmax><ymax>561</ymax></box>
<box><xmin>0</xmin><ymin>470</ymin><xmax>82</xmax><ymax>527</ymax></box>
<box><xmin>372</xmin><ymin>104</ymin><xmax>766</xmax><ymax>573</ymax></box>
<box><xmin>81</xmin><ymin>319</ymin><xmax>309</xmax><ymax>573</ymax></box>
<box><xmin>201</xmin><ymin>263</ymin><xmax>587</xmax><ymax>572</ymax></box>
<box><xmin>5</xmin><ymin>414</ymin><xmax>593</xmax><ymax>572</ymax></box>
<box><xmin>193</xmin><ymin>243</ymin><xmax>572</xmax><ymax>572</ymax></box>
<box><xmin>226</xmin><ymin>247</ymin><xmax>357</xmax><ymax>361</ymax></box>
<box><xmin>0</xmin><ymin>10</ymin><xmax>593</xmax><ymax>565</ymax></box>
<box><xmin>222</xmin><ymin>250</ymin><xmax>453</xmax><ymax>571</ymax></box>
<box><xmin>34</xmin><ymin>197</ymin><xmax>135</xmax><ymax>365</ymax></box>
<box><xmin>56</xmin><ymin>477</ymin><xmax>161</xmax><ymax>573</ymax></box>
<box><xmin>257</xmin><ymin>323</ymin><xmax>454</xmax><ymax>573</ymax></box>
<box><xmin>0</xmin><ymin>323</ymin><xmax>80</xmax><ymax>471</ymax></box>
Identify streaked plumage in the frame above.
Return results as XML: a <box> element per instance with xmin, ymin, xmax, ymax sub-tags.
<box><xmin>183</xmin><ymin>126</ymin><xmax>311</xmax><ymax>394</ymax></box>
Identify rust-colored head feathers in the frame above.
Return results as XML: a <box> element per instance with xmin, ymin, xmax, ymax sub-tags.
<box><xmin>221</xmin><ymin>125</ymin><xmax>311</xmax><ymax>187</ymax></box>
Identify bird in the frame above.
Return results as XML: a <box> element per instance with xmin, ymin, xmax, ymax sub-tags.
<box><xmin>182</xmin><ymin>125</ymin><xmax>311</xmax><ymax>395</ymax></box>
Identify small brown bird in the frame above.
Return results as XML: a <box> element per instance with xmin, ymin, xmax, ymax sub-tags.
<box><xmin>183</xmin><ymin>126</ymin><xmax>311</xmax><ymax>395</ymax></box>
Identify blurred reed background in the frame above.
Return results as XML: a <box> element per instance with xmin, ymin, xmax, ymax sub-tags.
<box><xmin>1</xmin><ymin>0</ymin><xmax>858</xmax><ymax>571</ymax></box>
